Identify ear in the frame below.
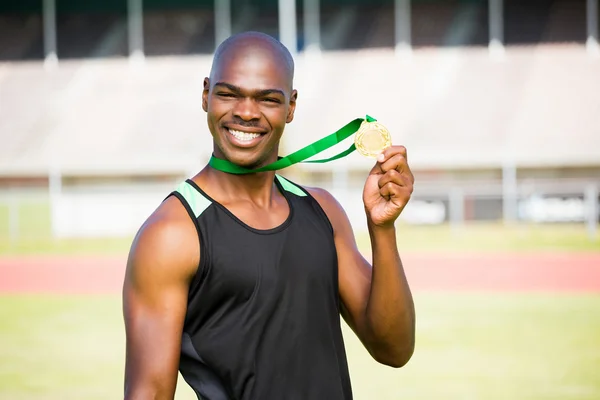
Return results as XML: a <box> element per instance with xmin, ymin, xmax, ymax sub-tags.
<box><xmin>202</xmin><ymin>78</ymin><xmax>210</xmax><ymax>112</ymax></box>
<box><xmin>286</xmin><ymin>89</ymin><xmax>298</xmax><ymax>123</ymax></box>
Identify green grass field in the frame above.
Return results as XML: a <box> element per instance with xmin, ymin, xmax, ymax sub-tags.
<box><xmin>1</xmin><ymin>293</ymin><xmax>599</xmax><ymax>400</ymax></box>
<box><xmin>1</xmin><ymin>201</ymin><xmax>599</xmax><ymax>399</ymax></box>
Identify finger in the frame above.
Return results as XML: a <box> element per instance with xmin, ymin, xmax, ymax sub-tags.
<box><xmin>380</xmin><ymin>153</ymin><xmax>415</xmax><ymax>185</ymax></box>
<box><xmin>400</xmin><ymin>165</ymin><xmax>415</xmax><ymax>185</ymax></box>
<box><xmin>378</xmin><ymin>169</ymin><xmax>404</xmax><ymax>189</ymax></box>
<box><xmin>380</xmin><ymin>181</ymin><xmax>405</xmax><ymax>200</ymax></box>
<box><xmin>377</xmin><ymin>145</ymin><xmax>407</xmax><ymax>164</ymax></box>
<box><xmin>381</xmin><ymin>181</ymin><xmax>414</xmax><ymax>203</ymax></box>
<box><xmin>370</xmin><ymin>145</ymin><xmax>409</xmax><ymax>176</ymax></box>
<box><xmin>379</xmin><ymin>171</ymin><xmax>414</xmax><ymax>197</ymax></box>
<box><xmin>380</xmin><ymin>153</ymin><xmax>408</xmax><ymax>174</ymax></box>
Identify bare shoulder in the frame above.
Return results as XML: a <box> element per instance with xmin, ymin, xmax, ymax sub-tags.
<box><xmin>304</xmin><ymin>186</ymin><xmax>340</xmax><ymax>211</ymax></box>
<box><xmin>303</xmin><ymin>186</ymin><xmax>353</xmax><ymax>235</ymax></box>
<box><xmin>125</xmin><ymin>195</ymin><xmax>200</xmax><ymax>287</ymax></box>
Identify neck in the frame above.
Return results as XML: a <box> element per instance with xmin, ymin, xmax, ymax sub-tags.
<box><xmin>195</xmin><ymin>166</ymin><xmax>279</xmax><ymax>206</ymax></box>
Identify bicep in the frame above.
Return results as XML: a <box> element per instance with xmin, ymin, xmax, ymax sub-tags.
<box><xmin>123</xmin><ymin>210</ymin><xmax>198</xmax><ymax>398</ymax></box>
<box><xmin>123</xmin><ymin>271</ymin><xmax>188</xmax><ymax>398</ymax></box>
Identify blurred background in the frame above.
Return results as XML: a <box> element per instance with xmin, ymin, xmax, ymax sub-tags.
<box><xmin>0</xmin><ymin>0</ymin><xmax>599</xmax><ymax>399</ymax></box>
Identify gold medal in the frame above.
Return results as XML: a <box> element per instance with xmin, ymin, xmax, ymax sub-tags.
<box><xmin>354</xmin><ymin>120</ymin><xmax>392</xmax><ymax>158</ymax></box>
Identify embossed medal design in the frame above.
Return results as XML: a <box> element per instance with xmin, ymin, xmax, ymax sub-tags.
<box><xmin>354</xmin><ymin>120</ymin><xmax>392</xmax><ymax>158</ymax></box>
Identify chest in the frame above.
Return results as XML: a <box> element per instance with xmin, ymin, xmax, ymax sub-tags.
<box><xmin>199</xmin><ymin>205</ymin><xmax>338</xmax><ymax>301</ymax></box>
<box><xmin>220</xmin><ymin>197</ymin><xmax>290</xmax><ymax>231</ymax></box>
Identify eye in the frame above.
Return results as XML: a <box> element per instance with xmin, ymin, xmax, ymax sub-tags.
<box><xmin>217</xmin><ymin>92</ymin><xmax>236</xmax><ymax>98</ymax></box>
<box><xmin>262</xmin><ymin>98</ymin><xmax>281</xmax><ymax>104</ymax></box>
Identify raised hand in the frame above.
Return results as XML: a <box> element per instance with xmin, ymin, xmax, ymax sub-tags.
<box><xmin>362</xmin><ymin>146</ymin><xmax>414</xmax><ymax>228</ymax></box>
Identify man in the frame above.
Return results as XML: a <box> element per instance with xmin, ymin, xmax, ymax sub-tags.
<box><xmin>123</xmin><ymin>31</ymin><xmax>415</xmax><ymax>400</ymax></box>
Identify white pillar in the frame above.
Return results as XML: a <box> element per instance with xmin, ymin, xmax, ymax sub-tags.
<box><xmin>49</xmin><ymin>166</ymin><xmax>62</xmax><ymax>239</ymax></box>
<box><xmin>587</xmin><ymin>0</ymin><xmax>599</xmax><ymax>56</ymax></box>
<box><xmin>43</xmin><ymin>0</ymin><xmax>58</xmax><ymax>69</ymax></box>
<box><xmin>8</xmin><ymin>190</ymin><xmax>19</xmax><ymax>244</ymax></box>
<box><xmin>332</xmin><ymin>164</ymin><xmax>348</xmax><ymax>194</ymax></box>
<box><xmin>394</xmin><ymin>0</ymin><xmax>411</xmax><ymax>58</ymax></box>
<box><xmin>502</xmin><ymin>162</ymin><xmax>518</xmax><ymax>224</ymax></box>
<box><xmin>215</xmin><ymin>0</ymin><xmax>232</xmax><ymax>48</ymax></box>
<box><xmin>303</xmin><ymin>0</ymin><xmax>320</xmax><ymax>53</ymax></box>
<box><xmin>331</xmin><ymin>164</ymin><xmax>356</xmax><ymax>227</ymax></box>
<box><xmin>128</xmin><ymin>0</ymin><xmax>144</xmax><ymax>63</ymax></box>
<box><xmin>449</xmin><ymin>188</ymin><xmax>465</xmax><ymax>231</ymax></box>
<box><xmin>489</xmin><ymin>0</ymin><xmax>505</xmax><ymax>59</ymax></box>
<box><xmin>279</xmin><ymin>0</ymin><xmax>297</xmax><ymax>54</ymax></box>
<box><xmin>585</xmin><ymin>184</ymin><xmax>598</xmax><ymax>240</ymax></box>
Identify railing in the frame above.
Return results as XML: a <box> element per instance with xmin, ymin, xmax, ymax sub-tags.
<box><xmin>0</xmin><ymin>176</ymin><xmax>597</xmax><ymax>244</ymax></box>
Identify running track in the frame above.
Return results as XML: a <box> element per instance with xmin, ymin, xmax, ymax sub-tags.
<box><xmin>1</xmin><ymin>253</ymin><xmax>599</xmax><ymax>294</ymax></box>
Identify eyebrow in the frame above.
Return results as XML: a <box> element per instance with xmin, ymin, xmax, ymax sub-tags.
<box><xmin>213</xmin><ymin>82</ymin><xmax>285</xmax><ymax>97</ymax></box>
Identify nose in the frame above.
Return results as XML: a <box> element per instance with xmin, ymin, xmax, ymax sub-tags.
<box><xmin>233</xmin><ymin>97</ymin><xmax>261</xmax><ymax>121</ymax></box>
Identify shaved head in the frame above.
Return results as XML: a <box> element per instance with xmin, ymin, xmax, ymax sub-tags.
<box><xmin>210</xmin><ymin>31</ymin><xmax>295</xmax><ymax>90</ymax></box>
<box><xmin>202</xmin><ymin>31</ymin><xmax>299</xmax><ymax>169</ymax></box>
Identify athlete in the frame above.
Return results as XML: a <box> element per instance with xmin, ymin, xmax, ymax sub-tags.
<box><xmin>123</xmin><ymin>31</ymin><xmax>415</xmax><ymax>400</ymax></box>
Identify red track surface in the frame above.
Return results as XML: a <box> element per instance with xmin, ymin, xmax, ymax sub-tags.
<box><xmin>1</xmin><ymin>252</ymin><xmax>599</xmax><ymax>294</ymax></box>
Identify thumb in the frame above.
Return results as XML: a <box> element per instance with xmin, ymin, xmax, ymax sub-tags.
<box><xmin>368</xmin><ymin>152</ymin><xmax>386</xmax><ymax>175</ymax></box>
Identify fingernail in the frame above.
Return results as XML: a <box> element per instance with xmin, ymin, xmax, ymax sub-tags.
<box><xmin>377</xmin><ymin>153</ymin><xmax>385</xmax><ymax>162</ymax></box>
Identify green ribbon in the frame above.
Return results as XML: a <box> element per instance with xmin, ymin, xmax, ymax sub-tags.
<box><xmin>209</xmin><ymin>115</ymin><xmax>376</xmax><ymax>174</ymax></box>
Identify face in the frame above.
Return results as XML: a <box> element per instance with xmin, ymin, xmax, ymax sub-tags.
<box><xmin>202</xmin><ymin>46</ymin><xmax>297</xmax><ymax>169</ymax></box>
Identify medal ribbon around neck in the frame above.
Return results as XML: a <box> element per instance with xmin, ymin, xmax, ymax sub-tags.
<box><xmin>209</xmin><ymin>115</ymin><xmax>391</xmax><ymax>175</ymax></box>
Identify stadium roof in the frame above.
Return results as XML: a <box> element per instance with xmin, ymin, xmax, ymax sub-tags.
<box><xmin>0</xmin><ymin>44</ymin><xmax>599</xmax><ymax>177</ymax></box>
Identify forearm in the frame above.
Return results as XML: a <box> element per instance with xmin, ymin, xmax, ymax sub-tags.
<box><xmin>364</xmin><ymin>221</ymin><xmax>415</xmax><ymax>367</ymax></box>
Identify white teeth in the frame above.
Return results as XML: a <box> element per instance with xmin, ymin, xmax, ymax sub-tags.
<box><xmin>228</xmin><ymin>129</ymin><xmax>261</xmax><ymax>142</ymax></box>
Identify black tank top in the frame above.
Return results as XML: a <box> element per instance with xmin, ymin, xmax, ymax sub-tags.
<box><xmin>169</xmin><ymin>175</ymin><xmax>353</xmax><ymax>400</ymax></box>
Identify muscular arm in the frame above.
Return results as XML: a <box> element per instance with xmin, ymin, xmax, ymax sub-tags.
<box><xmin>123</xmin><ymin>196</ymin><xmax>199</xmax><ymax>399</ymax></box>
<box><xmin>308</xmin><ymin>147</ymin><xmax>416</xmax><ymax>368</ymax></box>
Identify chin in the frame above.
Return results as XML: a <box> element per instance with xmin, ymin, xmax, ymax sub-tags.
<box><xmin>219</xmin><ymin>149</ymin><xmax>265</xmax><ymax>169</ymax></box>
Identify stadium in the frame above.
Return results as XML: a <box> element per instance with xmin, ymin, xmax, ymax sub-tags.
<box><xmin>0</xmin><ymin>1</ymin><xmax>599</xmax><ymax>399</ymax></box>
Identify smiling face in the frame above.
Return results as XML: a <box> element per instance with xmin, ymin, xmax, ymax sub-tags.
<box><xmin>202</xmin><ymin>33</ymin><xmax>298</xmax><ymax>169</ymax></box>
